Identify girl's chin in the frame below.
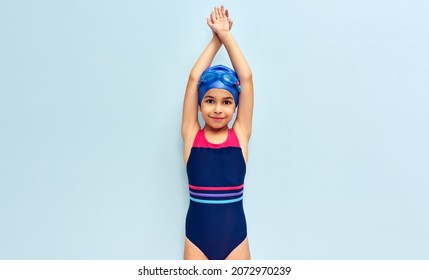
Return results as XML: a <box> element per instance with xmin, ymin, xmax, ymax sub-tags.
<box><xmin>205</xmin><ymin>122</ymin><xmax>229</xmax><ymax>129</ymax></box>
<box><xmin>203</xmin><ymin>118</ymin><xmax>231</xmax><ymax>128</ymax></box>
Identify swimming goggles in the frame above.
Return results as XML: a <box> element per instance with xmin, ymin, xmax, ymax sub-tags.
<box><xmin>198</xmin><ymin>72</ymin><xmax>241</xmax><ymax>93</ymax></box>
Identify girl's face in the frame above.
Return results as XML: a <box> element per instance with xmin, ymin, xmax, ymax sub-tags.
<box><xmin>199</xmin><ymin>88</ymin><xmax>236</xmax><ymax>130</ymax></box>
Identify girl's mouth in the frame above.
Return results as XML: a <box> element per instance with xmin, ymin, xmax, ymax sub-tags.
<box><xmin>211</xmin><ymin>117</ymin><xmax>225</xmax><ymax>121</ymax></box>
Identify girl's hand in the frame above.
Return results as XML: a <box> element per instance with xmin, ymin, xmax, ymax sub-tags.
<box><xmin>207</xmin><ymin>5</ymin><xmax>231</xmax><ymax>35</ymax></box>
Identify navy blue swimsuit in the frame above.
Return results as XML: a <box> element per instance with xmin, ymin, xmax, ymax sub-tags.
<box><xmin>185</xmin><ymin>128</ymin><xmax>247</xmax><ymax>260</ymax></box>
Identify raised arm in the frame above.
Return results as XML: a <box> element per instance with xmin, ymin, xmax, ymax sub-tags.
<box><xmin>181</xmin><ymin>35</ymin><xmax>222</xmax><ymax>142</ymax></box>
<box><xmin>208</xmin><ymin>6</ymin><xmax>254</xmax><ymax>140</ymax></box>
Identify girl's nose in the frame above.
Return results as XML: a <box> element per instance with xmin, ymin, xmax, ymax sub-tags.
<box><xmin>213</xmin><ymin>103</ymin><xmax>222</xmax><ymax>113</ymax></box>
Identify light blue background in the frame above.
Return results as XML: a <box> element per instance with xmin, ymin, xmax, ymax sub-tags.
<box><xmin>1</xmin><ymin>0</ymin><xmax>428</xmax><ymax>259</ymax></box>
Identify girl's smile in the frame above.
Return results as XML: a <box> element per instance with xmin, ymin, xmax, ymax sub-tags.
<box><xmin>210</xmin><ymin>116</ymin><xmax>226</xmax><ymax>121</ymax></box>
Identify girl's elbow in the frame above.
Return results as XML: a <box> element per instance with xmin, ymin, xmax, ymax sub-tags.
<box><xmin>188</xmin><ymin>73</ymin><xmax>199</xmax><ymax>83</ymax></box>
<box><xmin>240</xmin><ymin>70</ymin><xmax>253</xmax><ymax>82</ymax></box>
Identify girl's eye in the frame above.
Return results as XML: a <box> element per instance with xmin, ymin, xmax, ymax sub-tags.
<box><xmin>224</xmin><ymin>100</ymin><xmax>232</xmax><ymax>105</ymax></box>
<box><xmin>206</xmin><ymin>99</ymin><xmax>214</xmax><ymax>104</ymax></box>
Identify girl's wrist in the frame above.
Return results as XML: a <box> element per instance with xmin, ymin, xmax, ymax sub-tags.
<box><xmin>217</xmin><ymin>30</ymin><xmax>232</xmax><ymax>42</ymax></box>
<box><xmin>211</xmin><ymin>33</ymin><xmax>222</xmax><ymax>45</ymax></box>
<box><xmin>217</xmin><ymin>30</ymin><xmax>231</xmax><ymax>37</ymax></box>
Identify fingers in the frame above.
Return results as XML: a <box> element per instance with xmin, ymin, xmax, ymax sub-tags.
<box><xmin>220</xmin><ymin>5</ymin><xmax>227</xmax><ymax>19</ymax></box>
<box><xmin>210</xmin><ymin>11</ymin><xmax>216</xmax><ymax>22</ymax></box>
<box><xmin>210</xmin><ymin>5</ymin><xmax>228</xmax><ymax>21</ymax></box>
<box><xmin>211</xmin><ymin>7</ymin><xmax>219</xmax><ymax>22</ymax></box>
<box><xmin>214</xmin><ymin>6</ymin><xmax>227</xmax><ymax>19</ymax></box>
<box><xmin>215</xmin><ymin>6</ymin><xmax>221</xmax><ymax>20</ymax></box>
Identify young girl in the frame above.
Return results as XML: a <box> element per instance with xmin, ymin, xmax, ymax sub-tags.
<box><xmin>181</xmin><ymin>6</ymin><xmax>254</xmax><ymax>260</ymax></box>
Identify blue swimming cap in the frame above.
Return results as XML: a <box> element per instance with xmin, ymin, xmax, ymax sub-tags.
<box><xmin>198</xmin><ymin>65</ymin><xmax>241</xmax><ymax>107</ymax></box>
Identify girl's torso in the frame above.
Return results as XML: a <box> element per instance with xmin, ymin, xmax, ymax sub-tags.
<box><xmin>186</xmin><ymin>127</ymin><xmax>246</xmax><ymax>203</ymax></box>
<box><xmin>185</xmin><ymin>127</ymin><xmax>248</xmax><ymax>260</ymax></box>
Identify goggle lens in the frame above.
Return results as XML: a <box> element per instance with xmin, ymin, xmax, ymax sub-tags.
<box><xmin>199</xmin><ymin>72</ymin><xmax>240</xmax><ymax>90</ymax></box>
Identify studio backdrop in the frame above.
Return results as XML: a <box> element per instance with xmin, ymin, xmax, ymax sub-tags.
<box><xmin>1</xmin><ymin>0</ymin><xmax>428</xmax><ymax>259</ymax></box>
